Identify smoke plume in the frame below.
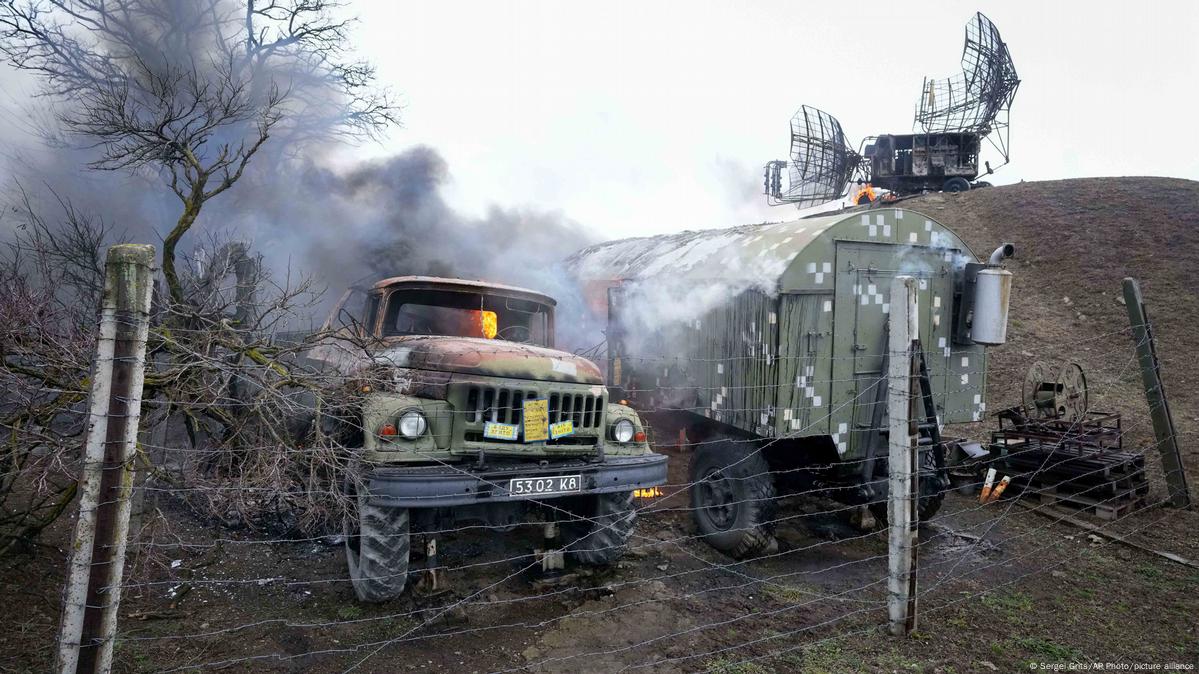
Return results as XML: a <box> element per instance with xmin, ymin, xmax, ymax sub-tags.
<box><xmin>220</xmin><ymin>146</ymin><xmax>604</xmax><ymax>349</ymax></box>
<box><xmin>0</xmin><ymin>0</ymin><xmax>608</xmax><ymax>353</ymax></box>
<box><xmin>0</xmin><ymin>129</ymin><xmax>604</xmax><ymax>345</ymax></box>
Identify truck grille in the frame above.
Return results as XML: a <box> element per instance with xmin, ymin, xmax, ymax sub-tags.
<box><xmin>463</xmin><ymin>385</ymin><xmax>604</xmax><ymax>429</ymax></box>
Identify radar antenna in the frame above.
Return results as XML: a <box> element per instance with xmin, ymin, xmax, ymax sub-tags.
<box><xmin>764</xmin><ymin>105</ymin><xmax>862</xmax><ymax>207</ymax></box>
<box><xmin>915</xmin><ymin>12</ymin><xmax>1020</xmax><ymax>166</ymax></box>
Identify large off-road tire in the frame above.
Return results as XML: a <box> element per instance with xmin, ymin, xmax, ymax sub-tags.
<box><xmin>344</xmin><ymin>476</ymin><xmax>410</xmax><ymax>603</ymax></box>
<box><xmin>869</xmin><ymin>447</ymin><xmax>947</xmax><ymax>526</ymax></box>
<box><xmin>942</xmin><ymin>177</ymin><xmax>971</xmax><ymax>193</ymax></box>
<box><xmin>560</xmin><ymin>491</ymin><xmax>637</xmax><ymax>566</ymax></box>
<box><xmin>689</xmin><ymin>441</ymin><xmax>778</xmax><ymax>558</ymax></box>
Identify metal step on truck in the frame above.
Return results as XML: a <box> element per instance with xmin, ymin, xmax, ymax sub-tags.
<box><xmin>306</xmin><ymin>276</ymin><xmax>668</xmax><ymax>601</ymax></box>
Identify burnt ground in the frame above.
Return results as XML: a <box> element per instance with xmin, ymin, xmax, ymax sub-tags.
<box><xmin>3</xmin><ymin>177</ymin><xmax>1199</xmax><ymax>673</ymax></box>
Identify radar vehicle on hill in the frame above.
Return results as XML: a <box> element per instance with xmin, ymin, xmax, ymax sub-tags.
<box><xmin>765</xmin><ymin>12</ymin><xmax>1020</xmax><ymax>205</ymax></box>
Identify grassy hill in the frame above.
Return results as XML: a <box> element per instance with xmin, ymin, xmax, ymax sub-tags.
<box><xmin>901</xmin><ymin>178</ymin><xmax>1198</xmax><ymax>456</ymax></box>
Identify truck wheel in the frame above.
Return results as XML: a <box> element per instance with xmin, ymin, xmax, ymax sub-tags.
<box><xmin>942</xmin><ymin>177</ymin><xmax>971</xmax><ymax>193</ymax></box>
<box><xmin>560</xmin><ymin>491</ymin><xmax>637</xmax><ymax>566</ymax></box>
<box><xmin>344</xmin><ymin>476</ymin><xmax>410</xmax><ymax>603</ymax></box>
<box><xmin>868</xmin><ymin>448</ymin><xmax>947</xmax><ymax>526</ymax></box>
<box><xmin>690</xmin><ymin>441</ymin><xmax>777</xmax><ymax>558</ymax></box>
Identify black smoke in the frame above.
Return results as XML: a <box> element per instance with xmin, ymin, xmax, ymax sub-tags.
<box><xmin>218</xmin><ymin>145</ymin><xmax>605</xmax><ymax>349</ymax></box>
<box><xmin>0</xmin><ymin>0</ymin><xmax>605</xmax><ymax>353</ymax></box>
<box><xmin>0</xmin><ymin>121</ymin><xmax>605</xmax><ymax>350</ymax></box>
<box><xmin>244</xmin><ymin>146</ymin><xmax>593</xmax><ymax>292</ymax></box>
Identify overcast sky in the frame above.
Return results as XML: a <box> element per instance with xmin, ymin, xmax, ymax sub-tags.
<box><xmin>342</xmin><ymin>0</ymin><xmax>1199</xmax><ymax>240</ymax></box>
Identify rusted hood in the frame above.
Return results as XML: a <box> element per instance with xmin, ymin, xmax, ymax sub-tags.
<box><xmin>370</xmin><ymin>336</ymin><xmax>603</xmax><ymax>384</ymax></box>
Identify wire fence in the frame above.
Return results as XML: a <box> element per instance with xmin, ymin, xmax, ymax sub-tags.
<box><xmin>4</xmin><ymin>290</ymin><xmax>1196</xmax><ymax>673</ymax></box>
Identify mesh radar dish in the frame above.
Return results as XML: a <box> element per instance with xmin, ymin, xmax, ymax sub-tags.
<box><xmin>915</xmin><ymin>13</ymin><xmax>1020</xmax><ymax>163</ymax></box>
<box><xmin>764</xmin><ymin>105</ymin><xmax>862</xmax><ymax>207</ymax></box>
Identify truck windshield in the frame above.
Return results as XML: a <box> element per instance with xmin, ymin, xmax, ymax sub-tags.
<box><xmin>381</xmin><ymin>289</ymin><xmax>551</xmax><ymax>346</ymax></box>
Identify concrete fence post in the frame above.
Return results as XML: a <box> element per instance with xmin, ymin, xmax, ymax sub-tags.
<box><xmin>887</xmin><ymin>275</ymin><xmax>919</xmax><ymax>636</ymax></box>
<box><xmin>56</xmin><ymin>244</ymin><xmax>156</xmax><ymax>674</ymax></box>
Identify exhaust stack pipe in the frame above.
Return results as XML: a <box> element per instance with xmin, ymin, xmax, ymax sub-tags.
<box><xmin>988</xmin><ymin>242</ymin><xmax>1015</xmax><ymax>265</ymax></box>
<box><xmin>973</xmin><ymin>243</ymin><xmax>1016</xmax><ymax>345</ymax></box>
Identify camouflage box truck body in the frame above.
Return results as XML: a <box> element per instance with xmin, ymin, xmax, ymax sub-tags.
<box><xmin>569</xmin><ymin>208</ymin><xmax>1012</xmax><ymax>555</ymax></box>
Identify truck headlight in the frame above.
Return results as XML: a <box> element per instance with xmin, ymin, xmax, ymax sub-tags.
<box><xmin>398</xmin><ymin>409</ymin><xmax>427</xmax><ymax>439</ymax></box>
<box><xmin>612</xmin><ymin>418</ymin><xmax>635</xmax><ymax>443</ymax></box>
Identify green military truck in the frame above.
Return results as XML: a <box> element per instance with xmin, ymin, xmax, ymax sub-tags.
<box><xmin>308</xmin><ymin>276</ymin><xmax>667</xmax><ymax>601</ymax></box>
<box><xmin>568</xmin><ymin>208</ymin><xmax>1013</xmax><ymax>557</ymax></box>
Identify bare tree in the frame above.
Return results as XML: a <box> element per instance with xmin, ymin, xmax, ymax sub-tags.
<box><xmin>0</xmin><ymin>0</ymin><xmax>397</xmax><ymax>304</ymax></box>
<box><xmin>0</xmin><ymin>193</ymin><xmax>360</xmax><ymax>548</ymax></box>
<box><xmin>0</xmin><ymin>197</ymin><xmax>111</xmax><ymax>555</ymax></box>
<box><xmin>0</xmin><ymin>1</ymin><xmax>398</xmax><ymax>546</ymax></box>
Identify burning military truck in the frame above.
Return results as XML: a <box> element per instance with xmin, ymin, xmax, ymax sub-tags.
<box><xmin>568</xmin><ymin>209</ymin><xmax>1013</xmax><ymax>557</ymax></box>
<box><xmin>307</xmin><ymin>276</ymin><xmax>667</xmax><ymax>601</ymax></box>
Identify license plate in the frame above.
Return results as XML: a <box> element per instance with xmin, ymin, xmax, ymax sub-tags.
<box><xmin>508</xmin><ymin>474</ymin><xmax>581</xmax><ymax>497</ymax></box>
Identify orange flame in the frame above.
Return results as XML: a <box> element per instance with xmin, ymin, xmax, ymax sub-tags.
<box><xmin>474</xmin><ymin>310</ymin><xmax>497</xmax><ymax>339</ymax></box>
<box><xmin>633</xmin><ymin>487</ymin><xmax>663</xmax><ymax>499</ymax></box>
<box><xmin>854</xmin><ymin>183</ymin><xmax>877</xmax><ymax>205</ymax></box>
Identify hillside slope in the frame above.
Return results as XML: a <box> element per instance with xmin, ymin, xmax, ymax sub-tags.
<box><xmin>899</xmin><ymin>177</ymin><xmax>1199</xmax><ymax>478</ymax></box>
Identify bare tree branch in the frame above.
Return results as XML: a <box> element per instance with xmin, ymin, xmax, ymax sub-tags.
<box><xmin>0</xmin><ymin>0</ymin><xmax>398</xmax><ymax>302</ymax></box>
<box><xmin>0</xmin><ymin>0</ymin><xmax>397</xmax><ymax>548</ymax></box>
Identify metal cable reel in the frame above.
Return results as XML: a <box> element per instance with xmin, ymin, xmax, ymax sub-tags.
<box><xmin>1056</xmin><ymin>362</ymin><xmax>1088</xmax><ymax>422</ymax></box>
<box><xmin>1023</xmin><ymin>360</ymin><xmax>1088</xmax><ymax>422</ymax></box>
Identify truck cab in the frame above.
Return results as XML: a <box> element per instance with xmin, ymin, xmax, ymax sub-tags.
<box><xmin>312</xmin><ymin>276</ymin><xmax>667</xmax><ymax>602</ymax></box>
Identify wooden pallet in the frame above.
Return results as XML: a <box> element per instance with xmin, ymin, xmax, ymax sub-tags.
<box><xmin>994</xmin><ymin>442</ymin><xmax>1149</xmax><ymax>505</ymax></box>
<box><xmin>988</xmin><ymin>409</ymin><xmax>1152</xmax><ymax>521</ymax></box>
<box><xmin>1031</xmin><ymin>485</ymin><xmax>1147</xmax><ymax>521</ymax></box>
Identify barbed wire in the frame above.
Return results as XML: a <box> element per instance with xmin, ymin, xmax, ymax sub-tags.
<box><xmin>40</xmin><ymin>336</ymin><xmax>1177</xmax><ymax>598</ymax></box>
<box><xmin>164</xmin><ymin>465</ymin><xmax>1177</xmax><ymax>672</ymax></box>
<box><xmin>103</xmin><ymin>412</ymin><xmax>1179</xmax><ymax>666</ymax></box>
<box><xmin>691</xmin><ymin>497</ymin><xmax>1178</xmax><ymax>673</ymax></box>
<box><xmin>111</xmin><ymin>422</ymin><xmax>1170</xmax><ymax>594</ymax></box>
<box><xmin>7</xmin><ymin>287</ymin><xmax>1191</xmax><ymax>673</ymax></box>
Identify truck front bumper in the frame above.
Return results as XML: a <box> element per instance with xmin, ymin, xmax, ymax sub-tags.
<box><xmin>366</xmin><ymin>453</ymin><xmax>668</xmax><ymax>508</ymax></box>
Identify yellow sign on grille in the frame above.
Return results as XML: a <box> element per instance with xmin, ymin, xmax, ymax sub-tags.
<box><xmin>550</xmin><ymin>420</ymin><xmax>574</xmax><ymax>439</ymax></box>
<box><xmin>522</xmin><ymin>398</ymin><xmax>550</xmax><ymax>442</ymax></box>
<box><xmin>483</xmin><ymin>422</ymin><xmax>519</xmax><ymax>441</ymax></box>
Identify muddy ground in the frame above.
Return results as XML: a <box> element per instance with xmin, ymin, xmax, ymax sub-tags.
<box><xmin>4</xmin><ymin>442</ymin><xmax>1196</xmax><ymax>673</ymax></box>
<box><xmin>3</xmin><ymin>177</ymin><xmax>1198</xmax><ymax>673</ymax></box>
